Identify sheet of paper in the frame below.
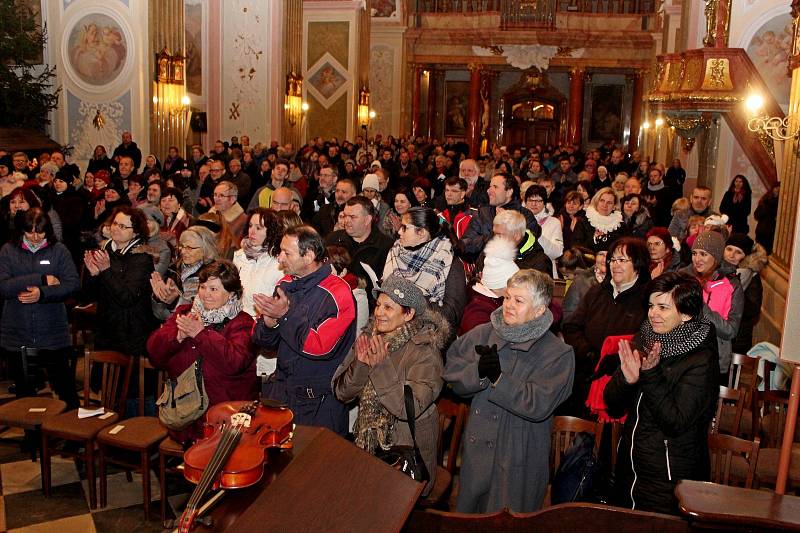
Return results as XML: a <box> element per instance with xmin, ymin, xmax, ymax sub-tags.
<box><xmin>78</xmin><ymin>407</ymin><xmax>105</xmax><ymax>419</ymax></box>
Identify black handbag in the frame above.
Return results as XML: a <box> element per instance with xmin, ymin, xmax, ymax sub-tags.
<box><xmin>375</xmin><ymin>385</ymin><xmax>430</xmax><ymax>483</ymax></box>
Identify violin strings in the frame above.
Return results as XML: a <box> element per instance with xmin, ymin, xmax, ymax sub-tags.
<box><xmin>188</xmin><ymin>425</ymin><xmax>237</xmax><ymax>510</ymax></box>
<box><xmin>188</xmin><ymin>424</ymin><xmax>244</xmax><ymax>511</ymax></box>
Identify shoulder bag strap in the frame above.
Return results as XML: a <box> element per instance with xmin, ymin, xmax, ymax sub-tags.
<box><xmin>403</xmin><ymin>384</ymin><xmax>419</xmax><ymax>449</ymax></box>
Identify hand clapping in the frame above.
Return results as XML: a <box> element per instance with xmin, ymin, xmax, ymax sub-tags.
<box><xmin>619</xmin><ymin>340</ymin><xmax>661</xmax><ymax>384</ymax></box>
<box><xmin>176</xmin><ymin>312</ymin><xmax>204</xmax><ymax>340</ymax></box>
<box><xmin>355</xmin><ymin>333</ymin><xmax>389</xmax><ymax>367</ymax></box>
<box><xmin>253</xmin><ymin>287</ymin><xmax>290</xmax><ymax>323</ymax></box>
<box><xmin>150</xmin><ymin>272</ymin><xmax>180</xmax><ymax>304</ymax></box>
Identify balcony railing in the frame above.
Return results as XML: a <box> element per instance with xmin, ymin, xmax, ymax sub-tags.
<box><xmin>413</xmin><ymin>0</ymin><xmax>658</xmax><ymax>25</ymax></box>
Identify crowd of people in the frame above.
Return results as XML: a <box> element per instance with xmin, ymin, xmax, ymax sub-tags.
<box><xmin>0</xmin><ymin>130</ymin><xmax>779</xmax><ymax>515</ymax></box>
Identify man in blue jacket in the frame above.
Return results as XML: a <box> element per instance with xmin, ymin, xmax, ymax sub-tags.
<box><xmin>252</xmin><ymin>225</ymin><xmax>356</xmax><ymax>435</ymax></box>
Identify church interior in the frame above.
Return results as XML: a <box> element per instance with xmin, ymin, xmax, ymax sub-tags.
<box><xmin>1</xmin><ymin>0</ymin><xmax>800</xmax><ymax>531</ymax></box>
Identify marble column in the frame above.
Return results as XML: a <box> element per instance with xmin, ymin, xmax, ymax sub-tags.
<box><xmin>411</xmin><ymin>64</ymin><xmax>422</xmax><ymax>138</ymax></box>
<box><xmin>467</xmin><ymin>64</ymin><xmax>482</xmax><ymax>158</ymax></box>
<box><xmin>567</xmin><ymin>66</ymin><xmax>585</xmax><ymax>147</ymax></box>
<box><xmin>629</xmin><ymin>70</ymin><xmax>646</xmax><ymax>153</ymax></box>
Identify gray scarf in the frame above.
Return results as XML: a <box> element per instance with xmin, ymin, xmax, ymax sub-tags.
<box><xmin>490</xmin><ymin>307</ymin><xmax>553</xmax><ymax>344</ymax></box>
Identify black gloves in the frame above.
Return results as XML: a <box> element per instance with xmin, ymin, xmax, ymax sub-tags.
<box><xmin>475</xmin><ymin>344</ymin><xmax>502</xmax><ymax>384</ymax></box>
<box><xmin>591</xmin><ymin>354</ymin><xmax>621</xmax><ymax>380</ymax></box>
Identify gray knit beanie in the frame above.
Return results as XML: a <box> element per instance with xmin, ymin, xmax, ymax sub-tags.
<box><xmin>692</xmin><ymin>230</ymin><xmax>725</xmax><ymax>264</ymax></box>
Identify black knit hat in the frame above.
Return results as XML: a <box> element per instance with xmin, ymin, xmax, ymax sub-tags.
<box><xmin>726</xmin><ymin>233</ymin><xmax>754</xmax><ymax>255</ymax></box>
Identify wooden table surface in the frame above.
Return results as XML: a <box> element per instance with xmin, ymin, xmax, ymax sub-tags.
<box><xmin>187</xmin><ymin>425</ymin><xmax>424</xmax><ymax>532</ymax></box>
<box><xmin>676</xmin><ymin>479</ymin><xmax>800</xmax><ymax>532</ymax></box>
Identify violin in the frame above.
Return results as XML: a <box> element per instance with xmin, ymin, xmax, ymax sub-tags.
<box><xmin>176</xmin><ymin>400</ymin><xmax>294</xmax><ymax>533</ymax></box>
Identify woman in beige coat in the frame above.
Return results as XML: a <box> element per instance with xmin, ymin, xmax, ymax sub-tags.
<box><xmin>333</xmin><ymin>274</ymin><xmax>448</xmax><ymax>495</ymax></box>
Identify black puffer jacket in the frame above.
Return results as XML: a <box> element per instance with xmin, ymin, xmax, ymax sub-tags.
<box><xmin>91</xmin><ymin>239</ymin><xmax>156</xmax><ymax>356</ymax></box>
<box><xmin>604</xmin><ymin>324</ymin><xmax>719</xmax><ymax>515</ymax></box>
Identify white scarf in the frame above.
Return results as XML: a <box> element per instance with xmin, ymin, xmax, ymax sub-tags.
<box><xmin>585</xmin><ymin>205</ymin><xmax>623</xmax><ymax>233</ymax></box>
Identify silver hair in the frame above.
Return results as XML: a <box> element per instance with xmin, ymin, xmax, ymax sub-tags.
<box><xmin>216</xmin><ymin>180</ymin><xmax>238</xmax><ymax>196</ymax></box>
<box><xmin>493</xmin><ymin>209</ymin><xmax>526</xmax><ymax>237</ymax></box>
<box><xmin>179</xmin><ymin>226</ymin><xmax>220</xmax><ymax>265</ymax></box>
<box><xmin>39</xmin><ymin>161</ymin><xmax>59</xmax><ymax>176</ymax></box>
<box><xmin>507</xmin><ymin>269</ymin><xmax>553</xmax><ymax>308</ymax></box>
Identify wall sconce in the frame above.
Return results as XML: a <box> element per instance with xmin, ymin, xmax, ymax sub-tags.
<box><xmin>156</xmin><ymin>47</ymin><xmax>172</xmax><ymax>83</ymax></box>
<box><xmin>171</xmin><ymin>52</ymin><xmax>185</xmax><ymax>84</ymax></box>
<box><xmin>155</xmin><ymin>47</ymin><xmax>186</xmax><ymax>85</ymax></box>
<box><xmin>358</xmin><ymin>86</ymin><xmax>370</xmax><ymax>128</ymax></box>
<box><xmin>285</xmin><ymin>71</ymin><xmax>304</xmax><ymax>127</ymax></box>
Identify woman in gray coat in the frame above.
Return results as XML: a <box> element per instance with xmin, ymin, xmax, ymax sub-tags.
<box><xmin>444</xmin><ymin>269</ymin><xmax>574</xmax><ymax>513</ymax></box>
<box><xmin>333</xmin><ymin>274</ymin><xmax>448</xmax><ymax>495</ymax></box>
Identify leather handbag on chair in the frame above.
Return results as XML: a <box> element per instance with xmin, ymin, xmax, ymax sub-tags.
<box><xmin>157</xmin><ymin>357</ymin><xmax>208</xmax><ymax>430</ymax></box>
<box><xmin>376</xmin><ymin>385</ymin><xmax>429</xmax><ymax>483</ymax></box>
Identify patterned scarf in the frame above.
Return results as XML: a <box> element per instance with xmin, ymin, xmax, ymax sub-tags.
<box><xmin>240</xmin><ymin>236</ymin><xmax>270</xmax><ymax>261</ymax></box>
<box><xmin>634</xmin><ymin>318</ymin><xmax>712</xmax><ymax>360</ymax></box>
<box><xmin>384</xmin><ymin>235</ymin><xmax>453</xmax><ymax>306</ymax></box>
<box><xmin>190</xmin><ymin>292</ymin><xmax>243</xmax><ymax>327</ymax></box>
<box><xmin>353</xmin><ymin>318</ymin><xmax>421</xmax><ymax>453</ymax></box>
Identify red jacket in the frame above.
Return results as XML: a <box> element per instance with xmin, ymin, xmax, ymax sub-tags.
<box><xmin>147</xmin><ymin>304</ymin><xmax>258</xmax><ymax>411</ymax></box>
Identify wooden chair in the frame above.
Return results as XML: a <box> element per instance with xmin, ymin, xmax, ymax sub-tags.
<box><xmin>756</xmin><ymin>390</ymin><xmax>791</xmax><ymax>448</ymax></box>
<box><xmin>41</xmin><ymin>350</ymin><xmax>132</xmax><ymax>509</ymax></box>
<box><xmin>725</xmin><ymin>355</ymin><xmax>760</xmax><ymax>438</ymax></box>
<box><xmin>159</xmin><ymin>436</ymin><xmax>185</xmax><ymax>522</ymax></box>
<box><xmin>420</xmin><ymin>397</ymin><xmax>469</xmax><ymax>508</ymax></box>
<box><xmin>97</xmin><ymin>357</ymin><xmax>168</xmax><ymax>520</ymax></box>
<box><xmin>713</xmin><ymin>386</ymin><xmax>745</xmax><ymax>437</ymax></box>
<box><xmin>550</xmin><ymin>416</ymin><xmax>602</xmax><ymax>478</ymax></box>
<box><xmin>0</xmin><ymin>347</ymin><xmax>69</xmax><ymax>467</ymax></box>
<box><xmin>707</xmin><ymin>433</ymin><xmax>760</xmax><ymax>489</ymax></box>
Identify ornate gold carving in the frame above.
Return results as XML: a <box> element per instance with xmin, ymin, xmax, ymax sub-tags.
<box><xmin>702</xmin><ymin>58</ymin><xmax>732</xmax><ymax>90</ymax></box>
<box><xmin>682</xmin><ymin>58</ymin><xmax>703</xmax><ymax>90</ymax></box>
<box><xmin>666</xmin><ymin>59</ymin><xmax>684</xmax><ymax>91</ymax></box>
<box><xmin>655</xmin><ymin>61</ymin><xmax>666</xmax><ymax>89</ymax></box>
<box><xmin>703</xmin><ymin>0</ymin><xmax>718</xmax><ymax>47</ymax></box>
<box><xmin>647</xmin><ymin>94</ymin><xmax>742</xmax><ymax>104</ymax></box>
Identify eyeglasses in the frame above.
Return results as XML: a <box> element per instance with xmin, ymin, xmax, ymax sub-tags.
<box><xmin>179</xmin><ymin>244</ymin><xmax>200</xmax><ymax>251</ymax></box>
<box><xmin>209</xmin><ymin>168</ymin><xmax>225</xmax><ymax>173</ymax></box>
<box><xmin>111</xmin><ymin>221</ymin><xmax>133</xmax><ymax>230</ymax></box>
<box><xmin>647</xmin><ymin>241</ymin><xmax>665</xmax><ymax>248</ymax></box>
<box><xmin>527</xmin><ymin>198</ymin><xmax>544</xmax><ymax>204</ymax></box>
<box><xmin>609</xmin><ymin>257</ymin><xmax>632</xmax><ymax>264</ymax></box>
<box><xmin>213</xmin><ymin>193</ymin><xmax>236</xmax><ymax>199</ymax></box>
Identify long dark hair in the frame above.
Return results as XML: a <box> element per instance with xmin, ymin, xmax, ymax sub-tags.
<box><xmin>404</xmin><ymin>206</ymin><xmax>459</xmax><ymax>250</ymax></box>
<box><xmin>728</xmin><ymin>174</ymin><xmax>752</xmax><ymax>197</ymax></box>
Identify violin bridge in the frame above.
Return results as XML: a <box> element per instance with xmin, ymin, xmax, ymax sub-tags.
<box><xmin>230</xmin><ymin>413</ymin><xmax>252</xmax><ymax>428</ymax></box>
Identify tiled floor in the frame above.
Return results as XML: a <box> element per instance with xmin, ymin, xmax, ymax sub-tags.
<box><xmin>0</xmin><ymin>425</ymin><xmax>188</xmax><ymax>533</ymax></box>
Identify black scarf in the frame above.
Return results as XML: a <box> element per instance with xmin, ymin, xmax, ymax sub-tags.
<box><xmin>634</xmin><ymin>319</ymin><xmax>712</xmax><ymax>360</ymax></box>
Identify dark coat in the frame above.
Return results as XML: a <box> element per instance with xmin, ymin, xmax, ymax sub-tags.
<box><xmin>444</xmin><ymin>317</ymin><xmax>575</xmax><ymax>513</ymax></box>
<box><xmin>91</xmin><ymin>240</ymin><xmax>155</xmax><ymax>356</ymax></box>
<box><xmin>604</xmin><ymin>326</ymin><xmax>719</xmax><ymax>514</ymax></box>
<box><xmin>112</xmin><ymin>141</ymin><xmax>143</xmax><ymax>171</ymax></box>
<box><xmin>252</xmin><ymin>264</ymin><xmax>356</xmax><ymax>435</ymax></box>
<box><xmin>460</xmin><ymin>199</ymin><xmax>541</xmax><ymax>258</ymax></box>
<box><xmin>561</xmin><ymin>276</ymin><xmax>649</xmax><ymax>416</ymax></box>
<box><xmin>720</xmin><ymin>190</ymin><xmax>752</xmax><ymax>235</ymax></box>
<box><xmin>324</xmin><ymin>227</ymin><xmax>394</xmax><ymax>296</ymax></box>
<box><xmin>0</xmin><ymin>241</ymin><xmax>80</xmax><ymax>350</ymax></box>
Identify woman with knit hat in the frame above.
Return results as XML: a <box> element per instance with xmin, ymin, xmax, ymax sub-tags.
<box><xmin>681</xmin><ymin>230</ymin><xmax>743</xmax><ymax>378</ymax></box>
<box><xmin>333</xmin><ymin>274</ymin><xmax>448</xmax><ymax>496</ymax></box>
<box><xmin>646</xmin><ymin>227</ymin><xmax>681</xmax><ymax>278</ymax></box>
<box><xmin>458</xmin><ymin>237</ymin><xmax>519</xmax><ymax>335</ymax></box>
<box><xmin>724</xmin><ymin>234</ymin><xmax>768</xmax><ymax>354</ymax></box>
